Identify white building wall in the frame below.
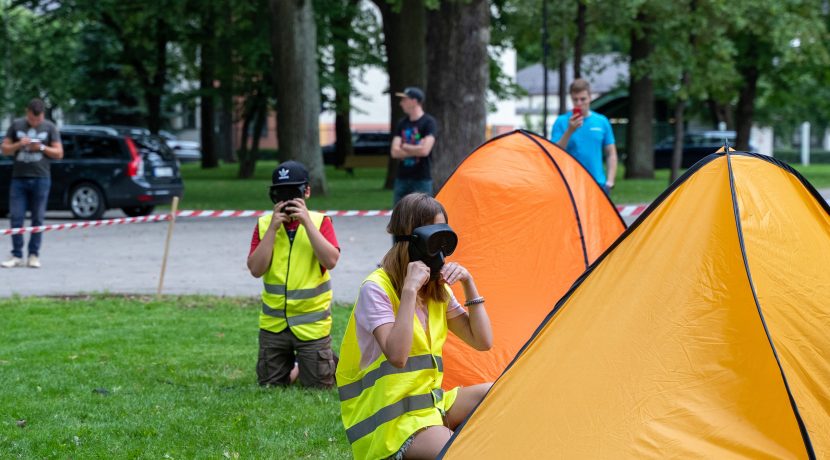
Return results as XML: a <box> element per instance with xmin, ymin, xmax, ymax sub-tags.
<box><xmin>319</xmin><ymin>47</ymin><xmax>521</xmax><ymax>140</ymax></box>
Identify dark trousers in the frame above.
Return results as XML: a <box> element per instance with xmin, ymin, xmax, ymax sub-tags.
<box><xmin>256</xmin><ymin>329</ymin><xmax>336</xmax><ymax>389</ymax></box>
<box><xmin>9</xmin><ymin>177</ymin><xmax>51</xmax><ymax>258</ymax></box>
<box><xmin>393</xmin><ymin>178</ymin><xmax>433</xmax><ymax>206</ymax></box>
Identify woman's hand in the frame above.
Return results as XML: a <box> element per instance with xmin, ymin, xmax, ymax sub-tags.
<box><xmin>440</xmin><ymin>262</ymin><xmax>471</xmax><ymax>286</ymax></box>
<box><xmin>403</xmin><ymin>261</ymin><xmax>431</xmax><ymax>292</ymax></box>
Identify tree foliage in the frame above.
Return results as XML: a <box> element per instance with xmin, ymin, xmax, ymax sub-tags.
<box><xmin>0</xmin><ymin>5</ymin><xmax>81</xmax><ymax>117</ymax></box>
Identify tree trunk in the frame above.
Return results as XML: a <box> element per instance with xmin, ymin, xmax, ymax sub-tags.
<box><xmin>251</xmin><ymin>99</ymin><xmax>267</xmax><ymax>157</ymax></box>
<box><xmin>735</xmin><ymin>62</ymin><xmax>758</xmax><ymax>151</ymax></box>
<box><xmin>374</xmin><ymin>0</ymin><xmax>427</xmax><ymax>190</ymax></box>
<box><xmin>426</xmin><ymin>0</ymin><xmax>489</xmax><ymax>191</ymax></box>
<box><xmin>237</xmin><ymin>97</ymin><xmax>256</xmax><ymax>179</ymax></box>
<box><xmin>670</xmin><ymin>85</ymin><xmax>687</xmax><ymax>183</ymax></box>
<box><xmin>333</xmin><ymin>0</ymin><xmax>355</xmax><ymax>167</ymax></box>
<box><xmin>573</xmin><ymin>0</ymin><xmax>586</xmax><ymax>79</ymax></box>
<box><xmin>200</xmin><ymin>24</ymin><xmax>219</xmax><ymax>169</ymax></box>
<box><xmin>269</xmin><ymin>0</ymin><xmax>327</xmax><ymax>194</ymax></box>
<box><xmin>625</xmin><ymin>15</ymin><xmax>655</xmax><ymax>179</ymax></box>
<box><xmin>217</xmin><ymin>5</ymin><xmax>236</xmax><ymax>164</ymax></box>
<box><xmin>669</xmin><ymin>0</ymin><xmax>696</xmax><ymax>184</ymax></box>
<box><xmin>218</xmin><ymin>90</ymin><xmax>236</xmax><ymax>163</ymax></box>
<box><xmin>558</xmin><ymin>35</ymin><xmax>568</xmax><ymax>115</ymax></box>
<box><xmin>707</xmin><ymin>99</ymin><xmax>733</xmax><ymax>130</ymax></box>
<box><xmin>238</xmin><ymin>92</ymin><xmax>267</xmax><ymax>179</ymax></box>
<box><xmin>146</xmin><ymin>17</ymin><xmax>168</xmax><ymax>135</ymax></box>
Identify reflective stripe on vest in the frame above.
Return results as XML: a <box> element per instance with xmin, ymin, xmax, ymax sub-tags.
<box><xmin>336</xmin><ymin>268</ymin><xmax>453</xmax><ymax>459</ymax></box>
<box><xmin>338</xmin><ymin>354</ymin><xmax>443</xmax><ymax>402</ymax></box>
<box><xmin>345</xmin><ymin>389</ymin><xmax>444</xmax><ymax>444</ymax></box>
<box><xmin>258</xmin><ymin>211</ymin><xmax>332</xmax><ymax>340</ymax></box>
<box><xmin>261</xmin><ymin>303</ymin><xmax>332</xmax><ymax>327</ymax></box>
<box><xmin>263</xmin><ymin>279</ymin><xmax>332</xmax><ymax>299</ymax></box>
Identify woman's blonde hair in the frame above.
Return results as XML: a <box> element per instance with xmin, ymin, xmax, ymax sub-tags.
<box><xmin>381</xmin><ymin>193</ymin><xmax>449</xmax><ymax>303</ymax></box>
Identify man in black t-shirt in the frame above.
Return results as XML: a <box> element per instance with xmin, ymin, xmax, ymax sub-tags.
<box><xmin>390</xmin><ymin>87</ymin><xmax>438</xmax><ymax>205</ymax></box>
<box><xmin>1</xmin><ymin>98</ymin><xmax>64</xmax><ymax>268</ymax></box>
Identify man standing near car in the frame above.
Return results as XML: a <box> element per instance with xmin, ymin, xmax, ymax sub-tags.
<box><xmin>551</xmin><ymin>79</ymin><xmax>618</xmax><ymax>194</ymax></box>
<box><xmin>390</xmin><ymin>87</ymin><xmax>438</xmax><ymax>205</ymax></box>
<box><xmin>1</xmin><ymin>98</ymin><xmax>64</xmax><ymax>268</ymax></box>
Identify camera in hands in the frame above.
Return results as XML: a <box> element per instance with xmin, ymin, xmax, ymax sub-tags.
<box><xmin>269</xmin><ymin>184</ymin><xmax>306</xmax><ymax>214</ymax></box>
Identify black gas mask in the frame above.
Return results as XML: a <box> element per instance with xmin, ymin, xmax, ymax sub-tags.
<box><xmin>394</xmin><ymin>224</ymin><xmax>458</xmax><ymax>280</ymax></box>
<box><xmin>269</xmin><ymin>184</ymin><xmax>307</xmax><ymax>213</ymax></box>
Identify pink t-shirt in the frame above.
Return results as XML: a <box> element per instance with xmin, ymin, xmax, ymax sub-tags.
<box><xmin>354</xmin><ymin>281</ymin><xmax>466</xmax><ymax>370</ymax></box>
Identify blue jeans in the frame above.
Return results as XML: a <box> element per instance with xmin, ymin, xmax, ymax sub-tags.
<box><xmin>393</xmin><ymin>178</ymin><xmax>433</xmax><ymax>206</ymax></box>
<box><xmin>9</xmin><ymin>177</ymin><xmax>51</xmax><ymax>258</ymax></box>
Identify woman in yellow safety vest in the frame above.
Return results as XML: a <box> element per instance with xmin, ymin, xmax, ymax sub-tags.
<box><xmin>337</xmin><ymin>193</ymin><xmax>493</xmax><ymax>459</ymax></box>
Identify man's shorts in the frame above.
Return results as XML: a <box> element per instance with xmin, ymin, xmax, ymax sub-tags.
<box><xmin>256</xmin><ymin>329</ymin><xmax>336</xmax><ymax>389</ymax></box>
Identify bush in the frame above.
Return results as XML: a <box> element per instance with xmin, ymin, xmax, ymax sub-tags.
<box><xmin>773</xmin><ymin>149</ymin><xmax>830</xmax><ymax>165</ymax></box>
<box><xmin>257</xmin><ymin>148</ymin><xmax>281</xmax><ymax>161</ymax></box>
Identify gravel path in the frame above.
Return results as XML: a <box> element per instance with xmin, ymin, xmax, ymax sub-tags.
<box><xmin>0</xmin><ymin>212</ymin><xmax>390</xmax><ymax>303</ymax></box>
<box><xmin>2</xmin><ymin>186</ymin><xmax>826</xmax><ymax>301</ymax></box>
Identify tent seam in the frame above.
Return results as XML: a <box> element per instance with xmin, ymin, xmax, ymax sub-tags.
<box><xmin>519</xmin><ymin>131</ymin><xmax>590</xmax><ymax>269</ymax></box>
<box><xmin>725</xmin><ymin>152</ymin><xmax>816</xmax><ymax>459</ymax></box>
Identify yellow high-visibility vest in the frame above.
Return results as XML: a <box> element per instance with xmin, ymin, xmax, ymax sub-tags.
<box><xmin>258</xmin><ymin>211</ymin><xmax>332</xmax><ymax>341</ymax></box>
<box><xmin>336</xmin><ymin>268</ymin><xmax>459</xmax><ymax>460</ymax></box>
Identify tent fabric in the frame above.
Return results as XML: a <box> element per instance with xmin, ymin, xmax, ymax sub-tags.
<box><xmin>440</xmin><ymin>152</ymin><xmax>830</xmax><ymax>459</ymax></box>
<box><xmin>435</xmin><ymin>130</ymin><xmax>625</xmax><ymax>390</ymax></box>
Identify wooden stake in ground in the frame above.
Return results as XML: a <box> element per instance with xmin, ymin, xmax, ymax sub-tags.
<box><xmin>157</xmin><ymin>196</ymin><xmax>179</xmax><ymax>299</ymax></box>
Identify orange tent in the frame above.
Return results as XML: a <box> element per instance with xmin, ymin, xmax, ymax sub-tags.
<box><xmin>436</xmin><ymin>130</ymin><xmax>625</xmax><ymax>389</ymax></box>
<box><xmin>441</xmin><ymin>151</ymin><xmax>830</xmax><ymax>459</ymax></box>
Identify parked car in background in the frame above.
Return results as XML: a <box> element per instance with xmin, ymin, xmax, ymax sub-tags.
<box><xmin>107</xmin><ymin>125</ymin><xmax>150</xmax><ymax>137</ymax></box>
<box><xmin>322</xmin><ymin>131</ymin><xmax>391</xmax><ymax>166</ymax></box>
<box><xmin>653</xmin><ymin>130</ymin><xmax>755</xmax><ymax>169</ymax></box>
<box><xmin>0</xmin><ymin>127</ymin><xmax>184</xmax><ymax>219</ymax></box>
<box><xmin>106</xmin><ymin>125</ymin><xmax>202</xmax><ymax>163</ymax></box>
<box><xmin>159</xmin><ymin>130</ymin><xmax>202</xmax><ymax>163</ymax></box>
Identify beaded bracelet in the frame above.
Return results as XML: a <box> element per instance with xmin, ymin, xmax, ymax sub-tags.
<box><xmin>464</xmin><ymin>296</ymin><xmax>485</xmax><ymax>307</ymax></box>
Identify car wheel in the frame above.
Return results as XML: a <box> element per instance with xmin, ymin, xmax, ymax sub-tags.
<box><xmin>70</xmin><ymin>183</ymin><xmax>106</xmax><ymax>220</ymax></box>
<box><xmin>121</xmin><ymin>205</ymin><xmax>155</xmax><ymax>217</ymax></box>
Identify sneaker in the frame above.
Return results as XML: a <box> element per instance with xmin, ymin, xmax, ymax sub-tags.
<box><xmin>0</xmin><ymin>256</ymin><xmax>24</xmax><ymax>268</ymax></box>
<box><xmin>27</xmin><ymin>255</ymin><xmax>41</xmax><ymax>268</ymax></box>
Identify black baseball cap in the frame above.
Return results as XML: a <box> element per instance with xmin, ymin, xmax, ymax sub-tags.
<box><xmin>395</xmin><ymin>87</ymin><xmax>425</xmax><ymax>103</ymax></box>
<box><xmin>271</xmin><ymin>160</ymin><xmax>309</xmax><ymax>187</ymax></box>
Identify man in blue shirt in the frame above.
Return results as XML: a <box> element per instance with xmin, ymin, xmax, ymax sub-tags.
<box><xmin>550</xmin><ymin>79</ymin><xmax>618</xmax><ymax>193</ymax></box>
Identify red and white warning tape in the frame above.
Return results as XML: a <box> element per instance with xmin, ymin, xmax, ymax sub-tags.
<box><xmin>2</xmin><ymin>205</ymin><xmax>647</xmax><ymax>236</ymax></box>
<box><xmin>616</xmin><ymin>205</ymin><xmax>648</xmax><ymax>218</ymax></box>
<box><xmin>2</xmin><ymin>214</ymin><xmax>171</xmax><ymax>236</ymax></box>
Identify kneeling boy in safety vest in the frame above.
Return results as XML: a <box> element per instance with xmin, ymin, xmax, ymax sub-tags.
<box><xmin>247</xmin><ymin>160</ymin><xmax>340</xmax><ymax>388</ymax></box>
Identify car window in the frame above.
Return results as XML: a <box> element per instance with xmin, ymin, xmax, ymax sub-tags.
<box><xmin>60</xmin><ymin>135</ymin><xmax>79</xmax><ymax>159</ymax></box>
<box><xmin>133</xmin><ymin>135</ymin><xmax>176</xmax><ymax>161</ymax></box>
<box><xmin>686</xmin><ymin>134</ymin><xmax>706</xmax><ymax>146</ymax></box>
<box><xmin>75</xmin><ymin>135</ymin><xmax>124</xmax><ymax>159</ymax></box>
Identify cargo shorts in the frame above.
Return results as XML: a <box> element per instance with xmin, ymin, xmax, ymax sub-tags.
<box><xmin>256</xmin><ymin>328</ymin><xmax>337</xmax><ymax>389</ymax></box>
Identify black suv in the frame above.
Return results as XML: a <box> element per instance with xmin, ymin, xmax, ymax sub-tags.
<box><xmin>0</xmin><ymin>127</ymin><xmax>184</xmax><ymax>219</ymax></box>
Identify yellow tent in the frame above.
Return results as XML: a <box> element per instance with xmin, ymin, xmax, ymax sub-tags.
<box><xmin>441</xmin><ymin>151</ymin><xmax>830</xmax><ymax>459</ymax></box>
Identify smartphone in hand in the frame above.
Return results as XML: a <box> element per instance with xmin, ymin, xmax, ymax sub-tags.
<box><xmin>573</xmin><ymin>107</ymin><xmax>582</xmax><ymax>118</ymax></box>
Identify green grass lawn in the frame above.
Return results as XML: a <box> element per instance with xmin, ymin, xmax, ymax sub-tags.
<box><xmin>174</xmin><ymin>162</ymin><xmax>392</xmax><ymax>211</ymax></box>
<box><xmin>170</xmin><ymin>159</ymin><xmax>830</xmax><ymax>212</ymax></box>
<box><xmin>0</xmin><ymin>296</ymin><xmax>353</xmax><ymax>459</ymax></box>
